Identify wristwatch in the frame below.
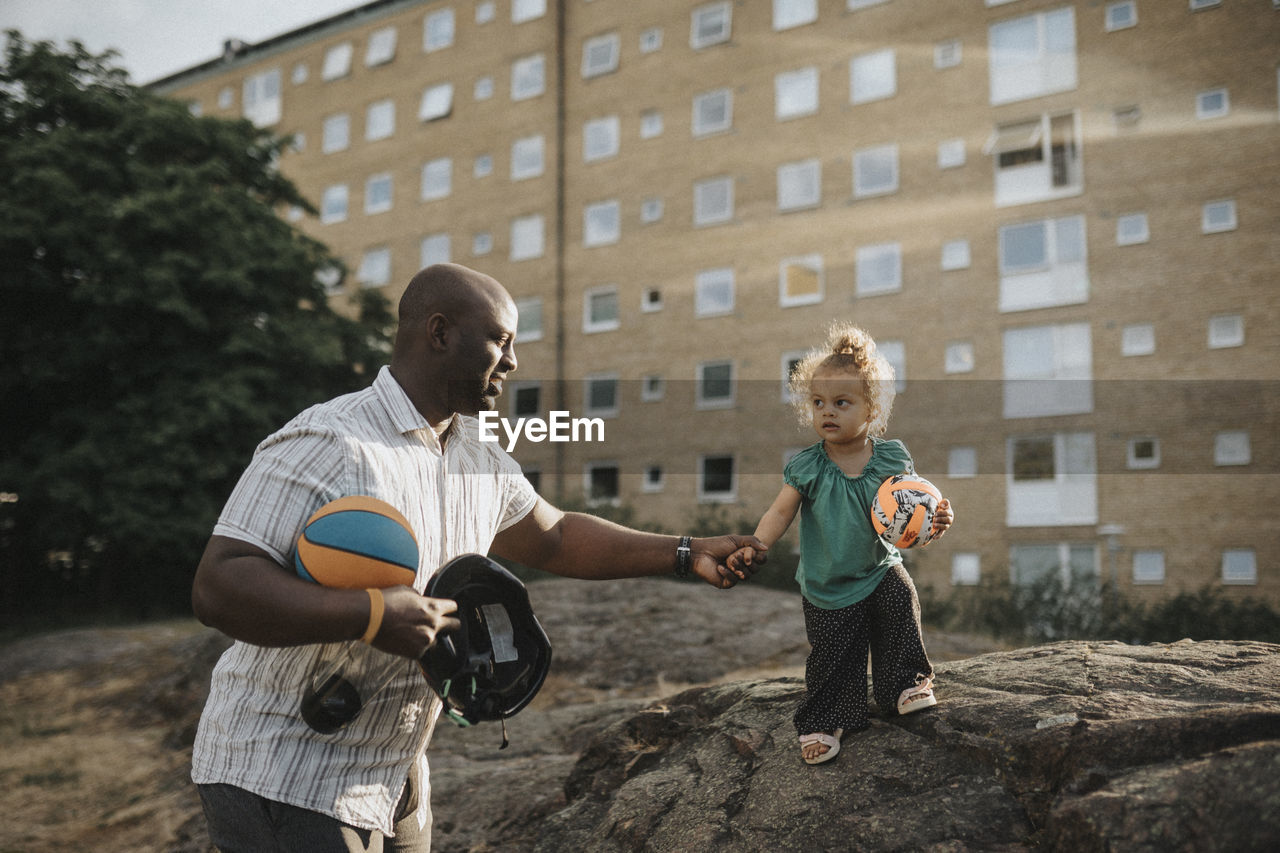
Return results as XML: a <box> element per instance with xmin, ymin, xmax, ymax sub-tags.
<box><xmin>674</xmin><ymin>536</ymin><xmax>692</xmax><ymax>578</ymax></box>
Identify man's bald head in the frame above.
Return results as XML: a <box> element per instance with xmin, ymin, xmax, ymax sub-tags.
<box><xmin>398</xmin><ymin>263</ymin><xmax>512</xmax><ymax>331</ymax></box>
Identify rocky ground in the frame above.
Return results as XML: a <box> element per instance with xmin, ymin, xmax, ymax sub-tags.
<box><xmin>11</xmin><ymin>579</ymin><xmax>1275</xmax><ymax>851</ymax></box>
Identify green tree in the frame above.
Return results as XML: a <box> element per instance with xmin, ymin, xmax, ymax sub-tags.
<box><xmin>0</xmin><ymin>33</ymin><xmax>393</xmax><ymax>624</ymax></box>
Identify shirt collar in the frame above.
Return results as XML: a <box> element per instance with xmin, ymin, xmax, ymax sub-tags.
<box><xmin>373</xmin><ymin>365</ymin><xmax>463</xmax><ymax>443</ymax></box>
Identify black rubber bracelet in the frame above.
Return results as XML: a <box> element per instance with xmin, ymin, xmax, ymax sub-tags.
<box><xmin>675</xmin><ymin>536</ymin><xmax>692</xmax><ymax>578</ymax></box>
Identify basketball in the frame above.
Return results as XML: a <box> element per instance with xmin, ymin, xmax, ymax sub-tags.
<box><xmin>870</xmin><ymin>474</ymin><xmax>943</xmax><ymax>549</ymax></box>
<box><xmin>294</xmin><ymin>496</ymin><xmax>419</xmax><ymax>588</ymax></box>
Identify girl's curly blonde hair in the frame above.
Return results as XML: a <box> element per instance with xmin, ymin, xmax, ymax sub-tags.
<box><xmin>788</xmin><ymin>323</ymin><xmax>896</xmax><ymax>436</ymax></box>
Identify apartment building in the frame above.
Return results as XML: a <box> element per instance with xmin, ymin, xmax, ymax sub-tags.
<box><xmin>153</xmin><ymin>0</ymin><xmax>1280</xmax><ymax>604</ymax></box>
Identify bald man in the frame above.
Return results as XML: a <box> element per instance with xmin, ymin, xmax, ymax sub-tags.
<box><xmin>190</xmin><ymin>264</ymin><xmax>765</xmax><ymax>853</ymax></box>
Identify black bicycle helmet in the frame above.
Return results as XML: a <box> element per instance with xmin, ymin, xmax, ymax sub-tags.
<box><xmin>419</xmin><ymin>554</ymin><xmax>552</xmax><ymax>735</ymax></box>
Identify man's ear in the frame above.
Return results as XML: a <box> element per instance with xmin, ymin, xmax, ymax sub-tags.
<box><xmin>426</xmin><ymin>313</ymin><xmax>450</xmax><ymax>352</ymax></box>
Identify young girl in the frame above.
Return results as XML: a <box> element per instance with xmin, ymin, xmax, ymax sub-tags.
<box><xmin>729</xmin><ymin>324</ymin><xmax>953</xmax><ymax>764</ymax></box>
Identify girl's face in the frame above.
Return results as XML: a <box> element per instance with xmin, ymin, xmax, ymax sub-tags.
<box><xmin>809</xmin><ymin>368</ymin><xmax>872</xmax><ymax>446</ymax></box>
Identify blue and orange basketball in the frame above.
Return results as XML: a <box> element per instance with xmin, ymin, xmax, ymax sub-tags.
<box><xmin>294</xmin><ymin>496</ymin><xmax>419</xmax><ymax>589</ymax></box>
<box><xmin>870</xmin><ymin>474</ymin><xmax>943</xmax><ymax>549</ymax></box>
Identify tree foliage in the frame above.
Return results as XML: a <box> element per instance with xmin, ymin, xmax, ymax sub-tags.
<box><xmin>0</xmin><ymin>33</ymin><xmax>393</xmax><ymax>624</ymax></box>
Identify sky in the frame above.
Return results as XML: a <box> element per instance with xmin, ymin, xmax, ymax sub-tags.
<box><xmin>2</xmin><ymin>0</ymin><xmax>368</xmax><ymax>85</ymax></box>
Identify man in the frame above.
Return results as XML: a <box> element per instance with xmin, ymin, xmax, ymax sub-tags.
<box><xmin>190</xmin><ymin>263</ymin><xmax>765</xmax><ymax>852</ymax></box>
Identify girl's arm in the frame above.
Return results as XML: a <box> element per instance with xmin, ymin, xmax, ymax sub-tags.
<box><xmin>728</xmin><ymin>484</ymin><xmax>803</xmax><ymax>573</ymax></box>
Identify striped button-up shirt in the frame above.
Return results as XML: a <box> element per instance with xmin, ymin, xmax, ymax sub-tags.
<box><xmin>191</xmin><ymin>366</ymin><xmax>537</xmax><ymax>834</ymax></box>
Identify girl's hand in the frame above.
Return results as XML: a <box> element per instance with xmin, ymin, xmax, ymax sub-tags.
<box><xmin>930</xmin><ymin>499</ymin><xmax>954</xmax><ymax>540</ymax></box>
<box><xmin>723</xmin><ymin>546</ymin><xmax>761</xmax><ymax>580</ymax></box>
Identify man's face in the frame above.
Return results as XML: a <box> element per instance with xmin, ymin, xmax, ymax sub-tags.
<box><xmin>446</xmin><ymin>297</ymin><xmax>518</xmax><ymax>417</ymax></box>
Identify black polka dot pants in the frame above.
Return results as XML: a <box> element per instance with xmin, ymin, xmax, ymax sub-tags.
<box><xmin>794</xmin><ymin>563</ymin><xmax>933</xmax><ymax>736</ymax></box>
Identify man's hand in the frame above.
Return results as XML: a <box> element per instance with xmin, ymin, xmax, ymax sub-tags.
<box><xmin>691</xmin><ymin>535</ymin><xmax>768</xmax><ymax>589</ymax></box>
<box><xmin>369</xmin><ymin>587</ymin><xmax>462</xmax><ymax>659</ymax></box>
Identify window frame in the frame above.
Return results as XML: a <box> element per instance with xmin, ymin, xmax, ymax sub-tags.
<box><xmin>583</xmin><ymin>284</ymin><xmax>621</xmax><ymax>334</ymax></box>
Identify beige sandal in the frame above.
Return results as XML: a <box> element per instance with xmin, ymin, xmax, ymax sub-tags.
<box><xmin>898</xmin><ymin>676</ymin><xmax>937</xmax><ymax>715</ymax></box>
<box><xmin>799</xmin><ymin>728</ymin><xmax>843</xmax><ymax>764</ymax></box>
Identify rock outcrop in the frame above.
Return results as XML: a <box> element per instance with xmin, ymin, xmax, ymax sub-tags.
<box><xmin>432</xmin><ymin>636</ymin><xmax>1280</xmax><ymax>852</ymax></box>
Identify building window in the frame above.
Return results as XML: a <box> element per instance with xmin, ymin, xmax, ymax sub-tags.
<box><xmin>512</xmin><ymin>0</ymin><xmax>547</xmax><ymax>24</ymax></box>
<box><xmin>423</xmin><ymin>9</ymin><xmax>455</xmax><ymax>52</ymax></box>
<box><xmin>934</xmin><ymin>39</ymin><xmax>962</xmax><ymax>69</ymax></box>
<box><xmin>1007</xmin><ymin>433</ymin><xmax>1098</xmax><ymax>527</ymax></box>
<box><xmin>989</xmin><ymin>8</ymin><xmax>1077</xmax><ymax>105</ymax></box>
<box><xmin>1196</xmin><ymin>88</ymin><xmax>1229</xmax><ymax>119</ymax></box>
<box><xmin>855</xmin><ymin>243</ymin><xmax>902</xmax><ymax>296</ymax></box>
<box><xmin>642</xmin><ymin>374</ymin><xmax>665</xmax><ymax>402</ymax></box>
<box><xmin>1121</xmin><ymin>324</ymin><xmax>1155</xmax><ymax>356</ymax></box>
<box><xmin>511</xmin><ymin>134</ymin><xmax>545</xmax><ymax>180</ymax></box>
<box><xmin>511</xmin><ymin>54</ymin><xmax>546</xmax><ymax>100</ymax></box>
<box><xmin>322</xmin><ymin>113</ymin><xmax>350</xmax><ymax>153</ymax></box>
<box><xmin>1213</xmin><ymin>431</ymin><xmax>1251</xmax><ymax>466</ymax></box>
<box><xmin>472</xmin><ymin>231</ymin><xmax>493</xmax><ymax>256</ymax></box>
<box><xmin>849</xmin><ymin>0</ymin><xmax>892</xmax><ymax>8</ymax></box>
<box><xmin>366</xmin><ymin>99</ymin><xmax>395</xmax><ymax>141</ymax></box>
<box><xmin>1105</xmin><ymin>1</ymin><xmax>1137</xmax><ymax>31</ymax></box>
<box><xmin>510</xmin><ymin>214</ymin><xmax>545</xmax><ymax>261</ymax></box>
<box><xmin>584</xmin><ymin>375</ymin><xmax>620</xmax><ymax>418</ymax></box>
<box><xmin>217</xmin><ymin>87</ymin><xmax>233</xmax><ymax>109</ymax></box>
<box><xmin>775</xmin><ymin>67</ymin><xmax>819</xmax><ymax>120</ymax></box>
<box><xmin>1116</xmin><ymin>213</ymin><xmax>1149</xmax><ymax>245</ymax></box>
<box><xmin>419</xmin><ymin>83</ymin><xmax>454</xmax><ymax>121</ymax></box>
<box><xmin>697</xmin><ymin>360</ymin><xmax>735</xmax><ymax>409</ymax></box>
<box><xmin>779</xmin><ymin>255</ymin><xmax>823</xmax><ymax>307</ymax></box>
<box><xmin>1113</xmin><ymin>105</ymin><xmax>1142</xmax><ymax>132</ymax></box>
<box><xmin>1222</xmin><ymin>549</ymin><xmax>1257</xmax><ymax>585</ymax></box>
<box><xmin>291</xmin><ymin>62</ymin><xmax>309</xmax><ymax>85</ymax></box>
<box><xmin>1003</xmin><ymin>322</ymin><xmax>1093</xmax><ymax>418</ymax></box>
<box><xmin>694</xmin><ymin>176</ymin><xmax>734</xmax><ymax>226</ymax></box>
<box><xmin>941</xmin><ymin>240</ymin><xmax>971</xmax><ymax>271</ymax></box>
<box><xmin>998</xmin><ymin>215</ymin><xmax>1089</xmax><ymax>312</ymax></box>
<box><xmin>511</xmin><ymin>382</ymin><xmax>541</xmax><ymax>418</ymax></box>
<box><xmin>316</xmin><ymin>265</ymin><xmax>342</xmax><ymax>294</ymax></box>
<box><xmin>420</xmin><ymin>157</ymin><xmax>452</xmax><ymax>200</ymax></box>
<box><xmin>640</xmin><ymin>109</ymin><xmax>664</xmax><ymax>139</ymax></box>
<box><xmin>699</xmin><ymin>454</ymin><xmax>737</xmax><ymax>502</ymax></box>
<box><xmin>476</xmin><ymin>2</ymin><xmax>495</xmax><ymax>25</ymax></box>
<box><xmin>1190</xmin><ymin>0</ymin><xmax>1222</xmax><ymax>9</ymax></box>
<box><xmin>1132</xmin><ymin>551</ymin><xmax>1165</xmax><ymax>585</ymax></box>
<box><xmin>853</xmin><ymin>144</ymin><xmax>899</xmax><ymax>198</ymax></box>
<box><xmin>640</xmin><ymin>197</ymin><xmax>664</xmax><ymax>223</ymax></box>
<box><xmin>583</xmin><ymin>116</ymin><xmax>620</xmax><ymax>162</ymax></box>
<box><xmin>1127</xmin><ymin>437</ymin><xmax>1160</xmax><ymax>470</ymax></box>
<box><xmin>584</xmin><ymin>284</ymin><xmax>620</xmax><ymax>333</ymax></box>
<box><xmin>938</xmin><ymin>138</ymin><xmax>966</xmax><ymax>169</ymax></box>
<box><xmin>952</xmin><ymin>553</ymin><xmax>981</xmax><ymax>586</ymax></box>
<box><xmin>850</xmin><ymin>48</ymin><xmax>896</xmax><ymax>104</ymax></box>
<box><xmin>322</xmin><ymin>42</ymin><xmax>353</xmax><ymax>80</ymax></box>
<box><xmin>357</xmin><ymin>247</ymin><xmax>392</xmax><ymax>288</ymax></box>
<box><xmin>361</xmin><ymin>26</ymin><xmax>395</xmax><ymax>67</ymax></box>
<box><xmin>1202</xmin><ymin>200</ymin><xmax>1237</xmax><ymax>233</ymax></box>
<box><xmin>640</xmin><ymin>27</ymin><xmax>663</xmax><ymax>53</ymax></box>
<box><xmin>773</xmin><ymin>0</ymin><xmax>818</xmax><ymax>31</ymax></box>
<box><xmin>988</xmin><ymin>112</ymin><xmax>1082</xmax><ymax>207</ymax></box>
<box><xmin>781</xmin><ymin>351</ymin><xmax>806</xmax><ymax>403</ymax></box>
<box><xmin>242</xmin><ymin>68</ymin><xmax>281</xmax><ymax>127</ymax></box>
<box><xmin>474</xmin><ymin>154</ymin><xmax>493</xmax><ymax>178</ymax></box>
<box><xmin>585</xmin><ymin>462</ymin><xmax>620</xmax><ymax>504</ymax></box>
<box><xmin>948</xmin><ymin>446</ymin><xmax>978</xmax><ymax>478</ymax></box>
<box><xmin>1208</xmin><ymin>314</ymin><xmax>1244</xmax><ymax>349</ymax></box>
<box><xmin>515</xmin><ymin>297</ymin><xmax>542</xmax><ymax>342</ymax></box>
<box><xmin>691</xmin><ymin>2</ymin><xmax>732</xmax><ymax>49</ymax></box>
<box><xmin>1011</xmin><ymin>543</ymin><xmax>1098</xmax><ymax>587</ymax></box>
<box><xmin>696</xmin><ymin>268</ymin><xmax>735</xmax><ymax>317</ymax></box>
<box><xmin>643</xmin><ymin>465</ymin><xmax>665</xmax><ymax>493</ymax></box>
<box><xmin>583</xmin><ymin>200</ymin><xmax>621</xmax><ymax>247</ymax></box>
<box><xmin>320</xmin><ymin>184</ymin><xmax>348</xmax><ymax>224</ymax></box>
<box><xmin>420</xmin><ymin>232</ymin><xmax>450</xmax><ymax>267</ymax></box>
<box><xmin>474</xmin><ymin>76</ymin><xmax>494</xmax><ymax>100</ymax></box>
<box><xmin>945</xmin><ymin>341</ymin><xmax>975</xmax><ymax>374</ymax></box>
<box><xmin>364</xmin><ymin>173</ymin><xmax>393</xmax><ymax>215</ymax></box>
<box><xmin>692</xmin><ymin>88</ymin><xmax>733</xmax><ymax>136</ymax></box>
<box><xmin>582</xmin><ymin>32</ymin><xmax>620</xmax><ymax>78</ymax></box>
<box><xmin>777</xmin><ymin>159</ymin><xmax>821</xmax><ymax>211</ymax></box>
<box><xmin>878</xmin><ymin>340</ymin><xmax>906</xmax><ymax>392</ymax></box>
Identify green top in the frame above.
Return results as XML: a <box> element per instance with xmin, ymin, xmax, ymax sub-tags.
<box><xmin>784</xmin><ymin>437</ymin><xmax>914</xmax><ymax>610</ymax></box>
